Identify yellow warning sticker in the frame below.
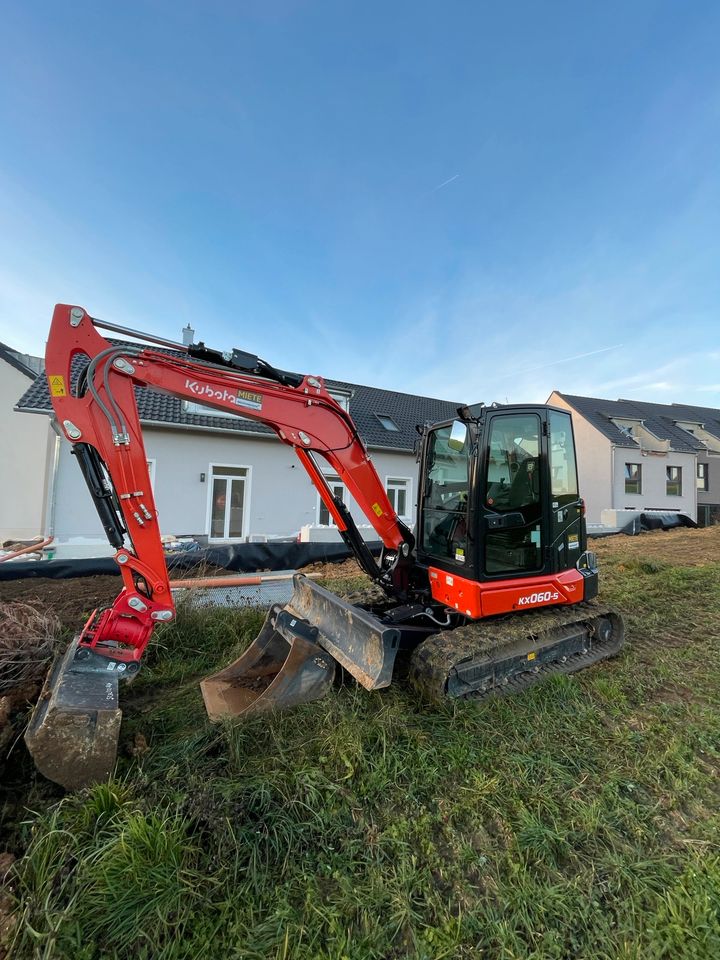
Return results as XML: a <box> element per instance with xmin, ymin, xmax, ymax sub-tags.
<box><xmin>49</xmin><ymin>375</ymin><xmax>66</xmax><ymax>397</ymax></box>
<box><xmin>371</xmin><ymin>502</ymin><xmax>383</xmax><ymax>517</ymax></box>
<box><xmin>527</xmin><ymin>652</ymin><xmax>537</xmax><ymax>661</ymax></box>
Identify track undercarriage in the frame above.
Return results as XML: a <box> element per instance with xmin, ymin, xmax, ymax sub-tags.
<box><xmin>408</xmin><ymin>600</ymin><xmax>625</xmax><ymax>702</ymax></box>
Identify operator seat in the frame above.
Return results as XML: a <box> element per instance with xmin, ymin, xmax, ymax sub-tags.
<box><xmin>507</xmin><ymin>458</ymin><xmax>539</xmax><ymax>510</ymax></box>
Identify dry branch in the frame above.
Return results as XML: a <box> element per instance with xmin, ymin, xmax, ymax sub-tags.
<box><xmin>0</xmin><ymin>602</ymin><xmax>60</xmax><ymax>694</ymax></box>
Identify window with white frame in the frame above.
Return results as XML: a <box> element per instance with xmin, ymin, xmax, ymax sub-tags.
<box><xmin>318</xmin><ymin>474</ymin><xmax>346</xmax><ymax>526</ymax></box>
<box><xmin>385</xmin><ymin>477</ymin><xmax>412</xmax><ymax>521</ymax></box>
<box><xmin>208</xmin><ymin>465</ymin><xmax>249</xmax><ymax>540</ymax></box>
<box><xmin>697</xmin><ymin>463</ymin><xmax>709</xmax><ymax>491</ymax></box>
<box><xmin>146</xmin><ymin>459</ymin><xmax>156</xmax><ymax>491</ymax></box>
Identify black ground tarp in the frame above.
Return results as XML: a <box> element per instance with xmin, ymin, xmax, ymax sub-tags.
<box><xmin>640</xmin><ymin>511</ymin><xmax>697</xmax><ymax>531</ymax></box>
<box><xmin>0</xmin><ymin>541</ymin><xmax>382</xmax><ymax>582</ymax></box>
<box><xmin>588</xmin><ymin>511</ymin><xmax>696</xmax><ymax>539</ymax></box>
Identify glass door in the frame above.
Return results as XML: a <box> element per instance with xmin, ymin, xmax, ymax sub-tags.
<box><xmin>419</xmin><ymin>423</ymin><xmax>471</xmax><ymax>568</ymax></box>
<box><xmin>209</xmin><ymin>466</ymin><xmax>248</xmax><ymax>540</ymax></box>
<box><xmin>483</xmin><ymin>413</ymin><xmax>543</xmax><ymax>575</ymax></box>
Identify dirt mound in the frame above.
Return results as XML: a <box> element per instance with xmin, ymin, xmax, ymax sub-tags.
<box><xmin>594</xmin><ymin>524</ymin><xmax>720</xmax><ymax>566</ymax></box>
<box><xmin>301</xmin><ymin>556</ymin><xmax>363</xmax><ymax>579</ymax></box>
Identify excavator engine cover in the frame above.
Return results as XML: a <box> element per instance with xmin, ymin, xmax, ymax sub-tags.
<box><xmin>202</xmin><ymin>575</ymin><xmax>401</xmax><ymax>719</ymax></box>
<box><xmin>25</xmin><ymin>639</ymin><xmax>124</xmax><ymax>790</ymax></box>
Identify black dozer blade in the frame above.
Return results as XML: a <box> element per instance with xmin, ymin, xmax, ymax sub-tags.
<box><xmin>25</xmin><ymin>638</ymin><xmax>124</xmax><ymax>790</ymax></box>
<box><xmin>201</xmin><ymin>575</ymin><xmax>402</xmax><ymax>720</ymax></box>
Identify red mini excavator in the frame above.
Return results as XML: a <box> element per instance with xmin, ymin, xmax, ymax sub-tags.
<box><xmin>26</xmin><ymin>305</ymin><xmax>625</xmax><ymax>788</ymax></box>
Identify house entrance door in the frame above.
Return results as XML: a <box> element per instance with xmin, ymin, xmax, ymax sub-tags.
<box><xmin>210</xmin><ymin>466</ymin><xmax>248</xmax><ymax>540</ymax></box>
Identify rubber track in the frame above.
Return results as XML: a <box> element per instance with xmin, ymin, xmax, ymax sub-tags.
<box><xmin>409</xmin><ymin>600</ymin><xmax>625</xmax><ymax>703</ymax></box>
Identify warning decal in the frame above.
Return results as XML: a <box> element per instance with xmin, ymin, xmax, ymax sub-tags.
<box><xmin>371</xmin><ymin>502</ymin><xmax>383</xmax><ymax>517</ymax></box>
<box><xmin>49</xmin><ymin>375</ymin><xmax>66</xmax><ymax>397</ymax></box>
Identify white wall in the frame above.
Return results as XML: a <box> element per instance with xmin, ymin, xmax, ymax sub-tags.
<box><xmin>611</xmin><ymin>449</ymin><xmax>696</xmax><ymax>520</ymax></box>
<box><xmin>0</xmin><ymin>367</ymin><xmax>54</xmax><ymax>541</ymax></box>
<box><xmin>549</xmin><ymin>393</ymin><xmax>612</xmax><ymax>524</ymax></box>
<box><xmin>49</xmin><ymin>424</ymin><xmax>420</xmax><ymax>542</ymax></box>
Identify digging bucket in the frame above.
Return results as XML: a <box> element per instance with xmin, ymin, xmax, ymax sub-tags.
<box><xmin>201</xmin><ymin>575</ymin><xmax>401</xmax><ymax>720</ymax></box>
<box><xmin>24</xmin><ymin>638</ymin><xmax>124</xmax><ymax>790</ymax></box>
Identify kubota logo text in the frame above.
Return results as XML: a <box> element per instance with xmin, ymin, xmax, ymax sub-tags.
<box><xmin>185</xmin><ymin>380</ymin><xmax>263</xmax><ymax>410</ymax></box>
<box><xmin>518</xmin><ymin>590</ymin><xmax>560</xmax><ymax>606</ymax></box>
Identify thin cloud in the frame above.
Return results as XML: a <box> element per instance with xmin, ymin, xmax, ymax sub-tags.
<box><xmin>431</xmin><ymin>173</ymin><xmax>460</xmax><ymax>193</ymax></box>
<box><xmin>508</xmin><ymin>344</ymin><xmax>624</xmax><ymax>377</ymax></box>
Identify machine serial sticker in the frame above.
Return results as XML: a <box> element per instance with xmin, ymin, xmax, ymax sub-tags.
<box><xmin>372</xmin><ymin>502</ymin><xmax>383</xmax><ymax>517</ymax></box>
<box><xmin>49</xmin><ymin>375</ymin><xmax>66</xmax><ymax>396</ymax></box>
<box><xmin>568</xmin><ymin>534</ymin><xmax>579</xmax><ymax>549</ymax></box>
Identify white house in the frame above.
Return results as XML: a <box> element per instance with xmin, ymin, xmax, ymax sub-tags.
<box><xmin>0</xmin><ymin>343</ymin><xmax>55</xmax><ymax>542</ymax></box>
<box><xmin>16</xmin><ymin>348</ymin><xmax>460</xmax><ymax>552</ymax></box>
<box><xmin>548</xmin><ymin>392</ymin><xmax>720</xmax><ymax>526</ymax></box>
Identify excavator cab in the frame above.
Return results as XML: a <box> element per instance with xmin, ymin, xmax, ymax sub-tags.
<box><xmin>416</xmin><ymin>405</ymin><xmax>589</xmax><ymax>589</ymax></box>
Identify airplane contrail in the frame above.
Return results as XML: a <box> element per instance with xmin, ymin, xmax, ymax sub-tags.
<box><xmin>431</xmin><ymin>173</ymin><xmax>460</xmax><ymax>192</ymax></box>
<box><xmin>511</xmin><ymin>344</ymin><xmax>624</xmax><ymax>376</ymax></box>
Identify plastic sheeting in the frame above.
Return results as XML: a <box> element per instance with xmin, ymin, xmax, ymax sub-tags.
<box><xmin>0</xmin><ymin>540</ymin><xmax>382</xmax><ymax>582</ymax></box>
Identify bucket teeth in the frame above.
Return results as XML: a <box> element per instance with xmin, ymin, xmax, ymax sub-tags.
<box><xmin>24</xmin><ymin>638</ymin><xmax>123</xmax><ymax>790</ymax></box>
<box><xmin>201</xmin><ymin>602</ymin><xmax>336</xmax><ymax>720</ymax></box>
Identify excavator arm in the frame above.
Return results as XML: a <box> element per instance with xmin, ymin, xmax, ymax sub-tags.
<box><xmin>26</xmin><ymin>304</ymin><xmax>420</xmax><ymax>788</ymax></box>
<box><xmin>44</xmin><ymin>304</ymin><xmax>414</xmax><ymax>666</ymax></box>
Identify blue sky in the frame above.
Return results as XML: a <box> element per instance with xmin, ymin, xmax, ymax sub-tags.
<box><xmin>1</xmin><ymin>1</ymin><xmax>718</xmax><ymax>407</ymax></box>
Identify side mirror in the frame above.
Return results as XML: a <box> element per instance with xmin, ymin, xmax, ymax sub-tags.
<box><xmin>448</xmin><ymin>420</ymin><xmax>468</xmax><ymax>452</ymax></box>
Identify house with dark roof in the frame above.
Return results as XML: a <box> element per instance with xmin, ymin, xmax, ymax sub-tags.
<box><xmin>0</xmin><ymin>342</ymin><xmax>55</xmax><ymax>542</ymax></box>
<box><xmin>16</xmin><ymin>338</ymin><xmax>461</xmax><ymax>551</ymax></box>
<box><xmin>548</xmin><ymin>391</ymin><xmax>720</xmax><ymax>526</ymax></box>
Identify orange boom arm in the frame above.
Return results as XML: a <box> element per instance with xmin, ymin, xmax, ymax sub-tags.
<box><xmin>45</xmin><ymin>304</ymin><xmax>414</xmax><ymax>664</ymax></box>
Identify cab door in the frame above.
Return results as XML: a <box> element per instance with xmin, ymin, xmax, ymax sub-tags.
<box><xmin>481</xmin><ymin>411</ymin><xmax>545</xmax><ymax>578</ymax></box>
<box><xmin>547</xmin><ymin>409</ymin><xmax>584</xmax><ymax>572</ymax></box>
<box><xmin>417</xmin><ymin>421</ymin><xmax>473</xmax><ymax>573</ymax></box>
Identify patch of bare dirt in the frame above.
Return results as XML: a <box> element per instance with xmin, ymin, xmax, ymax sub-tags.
<box><xmin>594</xmin><ymin>524</ymin><xmax>720</xmax><ymax>567</ymax></box>
<box><xmin>0</xmin><ymin>563</ymin><xmax>233</xmax><ymax>632</ymax></box>
<box><xmin>0</xmin><ymin>576</ymin><xmax>120</xmax><ymax>631</ymax></box>
<box><xmin>301</xmin><ymin>557</ymin><xmax>363</xmax><ymax>579</ymax></box>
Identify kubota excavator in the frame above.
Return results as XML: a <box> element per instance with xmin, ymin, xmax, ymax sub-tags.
<box><xmin>26</xmin><ymin>305</ymin><xmax>625</xmax><ymax>788</ymax></box>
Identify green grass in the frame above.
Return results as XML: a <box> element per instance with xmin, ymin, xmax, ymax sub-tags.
<box><xmin>6</xmin><ymin>557</ymin><xmax>720</xmax><ymax>959</ymax></box>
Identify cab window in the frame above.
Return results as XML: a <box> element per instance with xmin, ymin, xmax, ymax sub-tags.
<box><xmin>420</xmin><ymin>424</ymin><xmax>471</xmax><ymax>565</ymax></box>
